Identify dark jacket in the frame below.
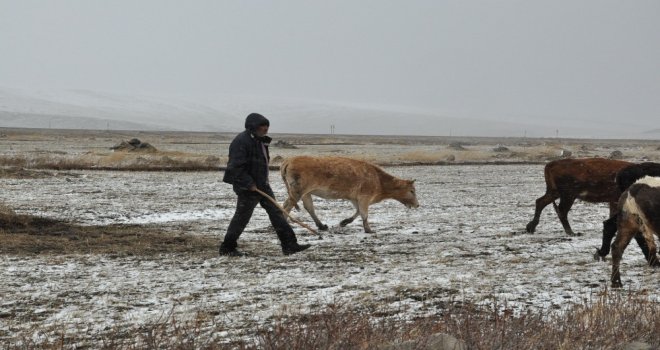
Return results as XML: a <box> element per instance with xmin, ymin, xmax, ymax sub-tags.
<box><xmin>222</xmin><ymin>130</ymin><xmax>272</xmax><ymax>191</ymax></box>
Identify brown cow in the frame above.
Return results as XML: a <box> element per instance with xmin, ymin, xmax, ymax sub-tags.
<box><xmin>610</xmin><ymin>176</ymin><xmax>660</xmax><ymax>288</ymax></box>
<box><xmin>280</xmin><ymin>156</ymin><xmax>419</xmax><ymax>233</ymax></box>
<box><xmin>526</xmin><ymin>158</ymin><xmax>632</xmax><ymax>236</ymax></box>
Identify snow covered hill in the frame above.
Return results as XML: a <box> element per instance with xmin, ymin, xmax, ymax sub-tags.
<box><xmin>0</xmin><ymin>88</ymin><xmax>239</xmax><ymax>132</ymax></box>
<box><xmin>0</xmin><ymin>87</ymin><xmax>656</xmax><ymax>139</ymax></box>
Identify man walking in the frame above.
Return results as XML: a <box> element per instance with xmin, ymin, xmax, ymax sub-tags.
<box><xmin>220</xmin><ymin>113</ymin><xmax>311</xmax><ymax>256</ymax></box>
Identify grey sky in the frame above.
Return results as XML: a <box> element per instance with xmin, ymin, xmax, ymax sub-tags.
<box><xmin>1</xmin><ymin>0</ymin><xmax>659</xmax><ymax>129</ymax></box>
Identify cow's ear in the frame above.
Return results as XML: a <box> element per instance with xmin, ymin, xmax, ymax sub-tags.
<box><xmin>410</xmin><ymin>179</ymin><xmax>416</xmax><ymax>184</ymax></box>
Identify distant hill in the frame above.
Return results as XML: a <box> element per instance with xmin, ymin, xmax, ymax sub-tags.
<box><xmin>0</xmin><ymin>88</ymin><xmax>238</xmax><ymax>132</ymax></box>
<box><xmin>0</xmin><ymin>111</ymin><xmax>164</xmax><ymax>131</ymax></box>
<box><xmin>0</xmin><ymin>87</ymin><xmax>656</xmax><ymax>139</ymax></box>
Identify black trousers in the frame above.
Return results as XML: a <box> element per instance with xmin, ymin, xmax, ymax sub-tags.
<box><xmin>221</xmin><ymin>185</ymin><xmax>298</xmax><ymax>250</ymax></box>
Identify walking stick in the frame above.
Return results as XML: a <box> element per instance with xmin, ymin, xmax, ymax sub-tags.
<box><xmin>254</xmin><ymin>188</ymin><xmax>323</xmax><ymax>239</ymax></box>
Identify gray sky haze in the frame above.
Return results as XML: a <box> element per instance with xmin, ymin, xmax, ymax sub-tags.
<box><xmin>1</xmin><ymin>0</ymin><xmax>659</xmax><ymax>136</ymax></box>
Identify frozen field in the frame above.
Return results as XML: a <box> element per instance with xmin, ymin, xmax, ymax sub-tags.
<box><xmin>1</xmin><ymin>164</ymin><xmax>658</xmax><ymax>343</ymax></box>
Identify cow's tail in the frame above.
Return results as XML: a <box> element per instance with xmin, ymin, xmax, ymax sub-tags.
<box><xmin>280</xmin><ymin>159</ymin><xmax>300</xmax><ymax>210</ymax></box>
<box><xmin>551</xmin><ymin>200</ymin><xmax>559</xmax><ymax>214</ymax></box>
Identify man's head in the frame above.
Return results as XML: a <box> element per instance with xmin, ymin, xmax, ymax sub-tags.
<box><xmin>245</xmin><ymin>113</ymin><xmax>270</xmax><ymax>137</ymax></box>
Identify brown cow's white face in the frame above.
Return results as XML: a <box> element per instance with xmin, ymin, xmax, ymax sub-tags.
<box><xmin>397</xmin><ymin>180</ymin><xmax>419</xmax><ymax>209</ymax></box>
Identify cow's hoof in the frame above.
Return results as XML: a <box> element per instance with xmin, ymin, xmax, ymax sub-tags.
<box><xmin>594</xmin><ymin>249</ymin><xmax>606</xmax><ymax>261</ymax></box>
<box><xmin>649</xmin><ymin>257</ymin><xmax>660</xmax><ymax>267</ymax></box>
<box><xmin>525</xmin><ymin>223</ymin><xmax>536</xmax><ymax>233</ymax></box>
<box><xmin>339</xmin><ymin>220</ymin><xmax>351</xmax><ymax>227</ymax></box>
<box><xmin>317</xmin><ymin>224</ymin><xmax>328</xmax><ymax>231</ymax></box>
<box><xmin>612</xmin><ymin>281</ymin><xmax>623</xmax><ymax>289</ymax></box>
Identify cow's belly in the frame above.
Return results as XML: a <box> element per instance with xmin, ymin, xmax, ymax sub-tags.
<box><xmin>578</xmin><ymin>191</ymin><xmax>617</xmax><ymax>203</ymax></box>
<box><xmin>310</xmin><ymin>188</ymin><xmax>353</xmax><ymax>201</ymax></box>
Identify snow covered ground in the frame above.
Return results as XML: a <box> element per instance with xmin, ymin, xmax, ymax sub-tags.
<box><xmin>1</xmin><ymin>164</ymin><xmax>658</xmax><ymax>344</ymax></box>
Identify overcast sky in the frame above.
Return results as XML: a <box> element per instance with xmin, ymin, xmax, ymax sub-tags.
<box><xmin>1</xmin><ymin>0</ymin><xmax>659</xmax><ymax>129</ymax></box>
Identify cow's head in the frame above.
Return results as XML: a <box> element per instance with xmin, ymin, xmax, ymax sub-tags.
<box><xmin>394</xmin><ymin>179</ymin><xmax>419</xmax><ymax>209</ymax></box>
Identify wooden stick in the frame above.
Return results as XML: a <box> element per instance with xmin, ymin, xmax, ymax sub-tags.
<box><xmin>254</xmin><ymin>188</ymin><xmax>322</xmax><ymax>239</ymax></box>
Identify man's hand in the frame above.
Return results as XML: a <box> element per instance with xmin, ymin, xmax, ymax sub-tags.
<box><xmin>249</xmin><ymin>184</ymin><xmax>257</xmax><ymax>191</ymax></box>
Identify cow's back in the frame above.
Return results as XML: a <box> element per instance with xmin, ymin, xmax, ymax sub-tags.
<box><xmin>616</xmin><ymin>162</ymin><xmax>660</xmax><ymax>193</ymax></box>
<box><xmin>544</xmin><ymin>158</ymin><xmax>632</xmax><ymax>202</ymax></box>
<box><xmin>281</xmin><ymin>156</ymin><xmax>381</xmax><ymax>200</ymax></box>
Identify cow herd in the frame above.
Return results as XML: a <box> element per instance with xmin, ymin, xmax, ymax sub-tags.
<box><xmin>279</xmin><ymin>156</ymin><xmax>660</xmax><ymax>288</ymax></box>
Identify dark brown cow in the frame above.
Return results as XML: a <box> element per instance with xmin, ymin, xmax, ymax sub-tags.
<box><xmin>611</xmin><ymin>176</ymin><xmax>660</xmax><ymax>288</ymax></box>
<box><xmin>526</xmin><ymin>158</ymin><xmax>632</xmax><ymax>236</ymax></box>
<box><xmin>280</xmin><ymin>156</ymin><xmax>419</xmax><ymax>233</ymax></box>
<box><xmin>616</xmin><ymin>162</ymin><xmax>660</xmax><ymax>193</ymax></box>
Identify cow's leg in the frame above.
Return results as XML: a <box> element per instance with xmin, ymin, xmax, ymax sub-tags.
<box><xmin>301</xmin><ymin>194</ymin><xmax>328</xmax><ymax>231</ymax></box>
<box><xmin>597</xmin><ymin>202</ymin><xmax>621</xmax><ymax>259</ymax></box>
<box><xmin>608</xmin><ymin>202</ymin><xmax>617</xmax><ymax>217</ymax></box>
<box><xmin>597</xmin><ymin>208</ymin><xmax>655</xmax><ymax>264</ymax></box>
<box><xmin>616</xmin><ymin>202</ymin><xmax>658</xmax><ymax>265</ymax></box>
<box><xmin>357</xmin><ymin>200</ymin><xmax>373</xmax><ymax>233</ymax></box>
<box><xmin>596</xmin><ymin>215</ymin><xmax>618</xmax><ymax>260</ymax></box>
<box><xmin>282</xmin><ymin>196</ymin><xmax>296</xmax><ymax>215</ymax></box>
<box><xmin>282</xmin><ymin>186</ymin><xmax>301</xmax><ymax>214</ymax></box>
<box><xmin>555</xmin><ymin>195</ymin><xmax>577</xmax><ymax>235</ymax></box>
<box><xmin>526</xmin><ymin>192</ymin><xmax>557</xmax><ymax>233</ymax></box>
<box><xmin>340</xmin><ymin>200</ymin><xmax>360</xmax><ymax>227</ymax></box>
<box><xmin>635</xmin><ymin>231</ymin><xmax>656</xmax><ymax>266</ymax></box>
<box><xmin>638</xmin><ymin>219</ymin><xmax>659</xmax><ymax>267</ymax></box>
<box><xmin>611</xmin><ymin>215</ymin><xmax>640</xmax><ymax>288</ymax></box>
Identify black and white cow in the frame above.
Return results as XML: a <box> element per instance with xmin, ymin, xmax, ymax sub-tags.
<box><xmin>611</xmin><ymin>176</ymin><xmax>660</xmax><ymax>288</ymax></box>
<box><xmin>598</xmin><ymin>162</ymin><xmax>660</xmax><ymax>263</ymax></box>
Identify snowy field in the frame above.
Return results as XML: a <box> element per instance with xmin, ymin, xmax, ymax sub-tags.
<box><xmin>1</xmin><ymin>164</ymin><xmax>658</xmax><ymax>344</ymax></box>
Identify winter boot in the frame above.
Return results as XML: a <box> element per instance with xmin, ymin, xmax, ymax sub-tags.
<box><xmin>282</xmin><ymin>243</ymin><xmax>311</xmax><ymax>255</ymax></box>
<box><xmin>219</xmin><ymin>244</ymin><xmax>247</xmax><ymax>257</ymax></box>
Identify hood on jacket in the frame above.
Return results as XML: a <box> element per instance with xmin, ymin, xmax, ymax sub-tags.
<box><xmin>245</xmin><ymin>113</ymin><xmax>270</xmax><ymax>132</ymax></box>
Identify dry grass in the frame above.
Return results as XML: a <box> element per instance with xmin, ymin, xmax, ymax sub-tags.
<box><xmin>393</xmin><ymin>145</ymin><xmax>579</xmax><ymax>164</ymax></box>
<box><xmin>0</xmin><ymin>205</ymin><xmax>216</xmax><ymax>256</ymax></box>
<box><xmin>397</xmin><ymin>149</ymin><xmax>499</xmax><ymax>163</ymax></box>
<box><xmin>2</xmin><ymin>128</ymin><xmax>660</xmax><ymax>170</ymax></box>
<box><xmin>0</xmin><ymin>166</ymin><xmax>55</xmax><ymax>179</ymax></box>
<box><xmin>0</xmin><ymin>150</ymin><xmax>226</xmax><ymax>171</ymax></box>
<box><xmin>4</xmin><ymin>292</ymin><xmax>660</xmax><ymax>349</ymax></box>
<box><xmin>262</xmin><ymin>293</ymin><xmax>660</xmax><ymax>350</ymax></box>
